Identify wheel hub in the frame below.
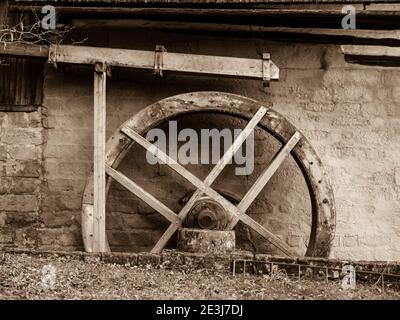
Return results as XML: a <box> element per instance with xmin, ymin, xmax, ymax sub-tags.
<box><xmin>185</xmin><ymin>197</ymin><xmax>230</xmax><ymax>230</ymax></box>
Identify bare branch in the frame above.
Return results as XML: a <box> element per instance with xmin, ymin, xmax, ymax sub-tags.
<box><xmin>0</xmin><ymin>9</ymin><xmax>85</xmax><ymax>49</ymax></box>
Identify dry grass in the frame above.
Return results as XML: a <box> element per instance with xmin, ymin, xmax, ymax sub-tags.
<box><xmin>0</xmin><ymin>252</ymin><xmax>399</xmax><ymax>300</ymax></box>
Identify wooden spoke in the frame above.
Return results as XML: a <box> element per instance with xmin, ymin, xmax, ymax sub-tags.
<box><xmin>122</xmin><ymin>120</ymin><xmax>295</xmax><ymax>256</ymax></box>
<box><xmin>106</xmin><ymin>165</ymin><xmax>181</xmax><ymax>226</ymax></box>
<box><xmin>227</xmin><ymin>131</ymin><xmax>302</xmax><ymax>229</ymax></box>
<box><xmin>121</xmin><ymin>125</ymin><xmax>244</xmax><ymax>216</ymax></box>
<box><xmin>151</xmin><ymin>107</ymin><xmax>267</xmax><ymax>253</ymax></box>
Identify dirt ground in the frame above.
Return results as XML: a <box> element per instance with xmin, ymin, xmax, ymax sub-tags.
<box><xmin>0</xmin><ymin>252</ymin><xmax>399</xmax><ymax>300</ymax></box>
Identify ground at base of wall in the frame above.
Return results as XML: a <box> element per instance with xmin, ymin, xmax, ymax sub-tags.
<box><xmin>0</xmin><ymin>252</ymin><xmax>399</xmax><ymax>300</ymax></box>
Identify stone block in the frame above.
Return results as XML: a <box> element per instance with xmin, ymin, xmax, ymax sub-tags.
<box><xmin>1</xmin><ymin>129</ymin><xmax>43</xmax><ymax>146</ymax></box>
<box><xmin>343</xmin><ymin>235</ymin><xmax>359</xmax><ymax>247</ymax></box>
<box><xmin>5</xmin><ymin>160</ymin><xmax>41</xmax><ymax>178</ymax></box>
<box><xmin>8</xmin><ymin>145</ymin><xmax>39</xmax><ymax>161</ymax></box>
<box><xmin>137</xmin><ymin>252</ymin><xmax>161</xmax><ymax>267</ymax></box>
<box><xmin>102</xmin><ymin>252</ymin><xmax>138</xmax><ymax>266</ymax></box>
<box><xmin>395</xmin><ymin>168</ymin><xmax>400</xmax><ymax>186</ymax></box>
<box><xmin>0</xmin><ymin>229</ymin><xmax>13</xmax><ymax>244</ymax></box>
<box><xmin>10</xmin><ymin>178</ymin><xmax>40</xmax><ymax>194</ymax></box>
<box><xmin>0</xmin><ymin>145</ymin><xmax>7</xmax><ymax>161</ymax></box>
<box><xmin>177</xmin><ymin>229</ymin><xmax>235</xmax><ymax>254</ymax></box>
<box><xmin>0</xmin><ymin>195</ymin><xmax>38</xmax><ymax>212</ymax></box>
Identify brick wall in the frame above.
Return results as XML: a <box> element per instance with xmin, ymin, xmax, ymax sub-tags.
<box><xmin>1</xmin><ymin>29</ymin><xmax>399</xmax><ymax>261</ymax></box>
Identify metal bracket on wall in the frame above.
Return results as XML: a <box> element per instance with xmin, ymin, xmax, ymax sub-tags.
<box><xmin>262</xmin><ymin>53</ymin><xmax>271</xmax><ymax>87</ymax></box>
<box><xmin>153</xmin><ymin>45</ymin><xmax>167</xmax><ymax>77</ymax></box>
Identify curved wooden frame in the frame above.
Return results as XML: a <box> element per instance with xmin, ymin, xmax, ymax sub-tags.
<box><xmin>82</xmin><ymin>91</ymin><xmax>336</xmax><ymax>257</ymax></box>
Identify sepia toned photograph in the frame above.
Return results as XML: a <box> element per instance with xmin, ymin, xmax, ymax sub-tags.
<box><xmin>0</xmin><ymin>0</ymin><xmax>399</xmax><ymax>307</ymax></box>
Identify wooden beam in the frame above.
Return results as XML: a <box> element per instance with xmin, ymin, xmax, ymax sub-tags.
<box><xmin>0</xmin><ymin>43</ymin><xmax>278</xmax><ymax>81</ymax></box>
<box><xmin>151</xmin><ymin>106</ymin><xmax>267</xmax><ymax>253</ymax></box>
<box><xmin>238</xmin><ymin>132</ymin><xmax>301</xmax><ymax>212</ymax></box>
<box><xmin>70</xmin><ymin>19</ymin><xmax>400</xmax><ymax>46</ymax></box>
<box><xmin>48</xmin><ymin>45</ymin><xmax>278</xmax><ymax>80</ymax></box>
<box><xmin>10</xmin><ymin>3</ymin><xmax>400</xmax><ymax>29</ymax></box>
<box><xmin>11</xmin><ymin>0</ymin><xmax>400</xmax><ymax>5</ymax></box>
<box><xmin>342</xmin><ymin>45</ymin><xmax>400</xmax><ymax>57</ymax></box>
<box><xmin>106</xmin><ymin>165</ymin><xmax>181</xmax><ymax>226</ymax></box>
<box><xmin>0</xmin><ymin>43</ymin><xmax>49</xmax><ymax>58</ymax></box>
<box><xmin>93</xmin><ymin>63</ymin><xmax>107</xmax><ymax>252</ymax></box>
<box><xmin>9</xmin><ymin>5</ymin><xmax>400</xmax><ymax>17</ymax></box>
<box><xmin>341</xmin><ymin>45</ymin><xmax>400</xmax><ymax>66</ymax></box>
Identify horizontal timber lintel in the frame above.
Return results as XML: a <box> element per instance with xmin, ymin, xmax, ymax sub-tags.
<box><xmin>0</xmin><ymin>43</ymin><xmax>279</xmax><ymax>80</ymax></box>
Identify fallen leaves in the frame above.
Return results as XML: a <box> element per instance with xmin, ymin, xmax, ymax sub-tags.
<box><xmin>0</xmin><ymin>252</ymin><xmax>399</xmax><ymax>300</ymax></box>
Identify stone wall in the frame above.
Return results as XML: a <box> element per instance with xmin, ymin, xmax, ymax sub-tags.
<box><xmin>0</xmin><ymin>110</ymin><xmax>43</xmax><ymax>247</ymax></box>
<box><xmin>1</xmin><ymin>28</ymin><xmax>399</xmax><ymax>260</ymax></box>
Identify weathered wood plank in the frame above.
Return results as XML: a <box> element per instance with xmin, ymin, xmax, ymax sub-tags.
<box><xmin>238</xmin><ymin>133</ymin><xmax>301</xmax><ymax>212</ymax></box>
<box><xmin>0</xmin><ymin>56</ymin><xmax>44</xmax><ymax>107</ymax></box>
<box><xmin>341</xmin><ymin>45</ymin><xmax>400</xmax><ymax>66</ymax></box>
<box><xmin>106</xmin><ymin>165</ymin><xmax>181</xmax><ymax>225</ymax></box>
<box><xmin>11</xmin><ymin>0</ymin><xmax>400</xmax><ymax>5</ymax></box>
<box><xmin>82</xmin><ymin>204</ymin><xmax>94</xmax><ymax>252</ymax></box>
<box><xmin>0</xmin><ymin>43</ymin><xmax>278</xmax><ymax>80</ymax></box>
<box><xmin>93</xmin><ymin>66</ymin><xmax>107</xmax><ymax>252</ymax></box>
<box><xmin>10</xmin><ymin>5</ymin><xmax>400</xmax><ymax>16</ymax></box>
<box><xmin>0</xmin><ymin>43</ymin><xmax>49</xmax><ymax>58</ymax></box>
<box><xmin>48</xmin><ymin>45</ymin><xmax>279</xmax><ymax>80</ymax></box>
<box><xmin>151</xmin><ymin>106</ymin><xmax>267</xmax><ymax>253</ymax></box>
<box><xmin>71</xmin><ymin>19</ymin><xmax>400</xmax><ymax>46</ymax></box>
<box><xmin>227</xmin><ymin>131</ymin><xmax>301</xmax><ymax>229</ymax></box>
<box><xmin>342</xmin><ymin>45</ymin><xmax>400</xmax><ymax>57</ymax></box>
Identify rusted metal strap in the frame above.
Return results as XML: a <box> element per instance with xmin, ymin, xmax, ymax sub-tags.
<box><xmin>153</xmin><ymin>44</ymin><xmax>167</xmax><ymax>77</ymax></box>
<box><xmin>262</xmin><ymin>53</ymin><xmax>271</xmax><ymax>82</ymax></box>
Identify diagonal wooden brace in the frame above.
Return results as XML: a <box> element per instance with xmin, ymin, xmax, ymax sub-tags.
<box><xmin>106</xmin><ymin>166</ymin><xmax>181</xmax><ymax>226</ymax></box>
<box><xmin>227</xmin><ymin>131</ymin><xmax>302</xmax><ymax>229</ymax></box>
<box><xmin>151</xmin><ymin>106</ymin><xmax>267</xmax><ymax>253</ymax></box>
<box><xmin>121</xmin><ymin>123</ymin><xmax>296</xmax><ymax>256</ymax></box>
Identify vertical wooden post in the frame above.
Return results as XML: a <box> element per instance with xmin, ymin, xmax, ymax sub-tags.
<box><xmin>93</xmin><ymin>62</ymin><xmax>107</xmax><ymax>252</ymax></box>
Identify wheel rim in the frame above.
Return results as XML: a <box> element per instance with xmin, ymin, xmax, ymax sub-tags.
<box><xmin>82</xmin><ymin>91</ymin><xmax>336</xmax><ymax>257</ymax></box>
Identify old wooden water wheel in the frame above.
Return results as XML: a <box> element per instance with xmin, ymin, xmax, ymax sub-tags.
<box><xmin>81</xmin><ymin>92</ymin><xmax>336</xmax><ymax>257</ymax></box>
